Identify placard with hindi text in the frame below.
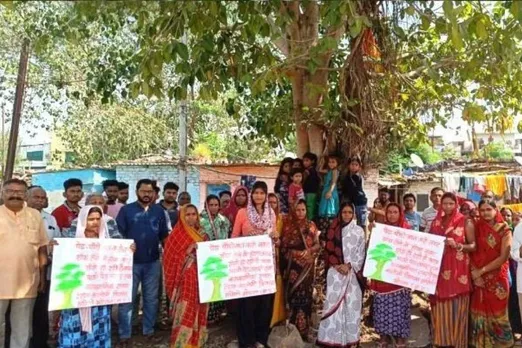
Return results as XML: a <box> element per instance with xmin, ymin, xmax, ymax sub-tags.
<box><xmin>48</xmin><ymin>238</ymin><xmax>134</xmax><ymax>311</ymax></box>
<box><xmin>363</xmin><ymin>223</ymin><xmax>445</xmax><ymax>294</ymax></box>
<box><xmin>196</xmin><ymin>235</ymin><xmax>276</xmax><ymax>303</ymax></box>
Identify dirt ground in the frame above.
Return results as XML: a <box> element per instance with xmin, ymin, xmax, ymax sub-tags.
<box><xmin>125</xmin><ymin>295</ymin><xmax>432</xmax><ymax>347</ymax></box>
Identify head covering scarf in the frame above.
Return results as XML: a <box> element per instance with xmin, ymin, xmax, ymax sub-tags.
<box><xmin>247</xmin><ymin>182</ymin><xmax>274</xmax><ymax>232</ymax></box>
<box><xmin>430</xmin><ymin>193</ymin><xmax>471</xmax><ymax>300</ymax></box>
<box><xmin>471</xmin><ymin>205</ymin><xmax>510</xmax><ymax>292</ymax></box>
<box><xmin>268</xmin><ymin>193</ymin><xmax>280</xmax><ymax>216</ymax></box>
<box><xmin>75</xmin><ymin>205</ymin><xmax>109</xmax><ymax>332</ymax></box>
<box><xmin>371</xmin><ymin>203</ymin><xmax>410</xmax><ymax>293</ymax></box>
<box><xmin>384</xmin><ymin>202</ymin><xmax>410</xmax><ymax>229</ymax></box>
<box><xmin>163</xmin><ymin>205</ymin><xmax>204</xmax><ymax>300</ymax></box>
<box><xmin>325</xmin><ymin>202</ymin><xmax>355</xmax><ymax>271</ymax></box>
<box><xmin>460</xmin><ymin>200</ymin><xmax>477</xmax><ymax>212</ymax></box>
<box><xmin>222</xmin><ymin>186</ymin><xmax>248</xmax><ymax>226</ymax></box>
<box><xmin>202</xmin><ymin>196</ymin><xmax>219</xmax><ymax>239</ymax></box>
<box><xmin>431</xmin><ymin>193</ymin><xmax>465</xmax><ymax>236</ymax></box>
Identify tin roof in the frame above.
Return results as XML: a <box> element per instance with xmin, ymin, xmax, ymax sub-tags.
<box><xmin>114</xmin><ymin>154</ymin><xmax>279</xmax><ymax>167</ymax></box>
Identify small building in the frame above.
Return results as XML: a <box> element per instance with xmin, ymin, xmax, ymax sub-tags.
<box><xmin>115</xmin><ymin>155</ymin><xmax>280</xmax><ymax>209</ymax></box>
<box><xmin>32</xmin><ymin>168</ymin><xmax>116</xmax><ymax>211</ymax></box>
<box><xmin>379</xmin><ymin>160</ymin><xmax>522</xmax><ymax>211</ymax></box>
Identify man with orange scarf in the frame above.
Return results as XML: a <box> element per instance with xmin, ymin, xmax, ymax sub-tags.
<box><xmin>163</xmin><ymin>204</ymin><xmax>209</xmax><ymax>348</ymax></box>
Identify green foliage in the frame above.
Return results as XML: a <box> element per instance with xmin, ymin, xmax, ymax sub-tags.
<box><xmin>200</xmin><ymin>256</ymin><xmax>228</xmax><ymax>302</ymax></box>
<box><xmin>3</xmin><ymin>1</ymin><xmax>522</xmax><ymax>160</ymax></box>
<box><xmin>384</xmin><ymin>142</ymin><xmax>442</xmax><ymax>173</ymax></box>
<box><xmin>482</xmin><ymin>141</ymin><xmax>514</xmax><ymax>160</ymax></box>
<box><xmin>54</xmin><ymin>262</ymin><xmax>84</xmax><ymax>309</ymax></box>
<box><xmin>368</xmin><ymin>243</ymin><xmax>396</xmax><ymax>281</ymax></box>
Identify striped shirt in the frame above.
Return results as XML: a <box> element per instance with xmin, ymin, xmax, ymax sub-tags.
<box><xmin>421</xmin><ymin>206</ymin><xmax>438</xmax><ymax>232</ymax></box>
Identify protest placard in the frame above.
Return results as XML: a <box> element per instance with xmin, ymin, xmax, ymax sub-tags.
<box><xmin>48</xmin><ymin>238</ymin><xmax>134</xmax><ymax>311</ymax></box>
<box><xmin>196</xmin><ymin>235</ymin><xmax>276</xmax><ymax>303</ymax></box>
<box><xmin>363</xmin><ymin>223</ymin><xmax>445</xmax><ymax>294</ymax></box>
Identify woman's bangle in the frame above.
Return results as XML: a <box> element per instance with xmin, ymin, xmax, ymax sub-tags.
<box><xmin>456</xmin><ymin>243</ymin><xmax>464</xmax><ymax>252</ymax></box>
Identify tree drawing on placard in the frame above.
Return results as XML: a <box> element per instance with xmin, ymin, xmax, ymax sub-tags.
<box><xmin>368</xmin><ymin>243</ymin><xmax>396</xmax><ymax>281</ymax></box>
<box><xmin>54</xmin><ymin>263</ymin><xmax>85</xmax><ymax>309</ymax></box>
<box><xmin>199</xmin><ymin>256</ymin><xmax>228</xmax><ymax>302</ymax></box>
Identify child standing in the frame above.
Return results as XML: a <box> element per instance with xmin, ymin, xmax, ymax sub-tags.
<box><xmin>288</xmin><ymin>168</ymin><xmax>305</xmax><ymax>209</ymax></box>
<box><xmin>341</xmin><ymin>156</ymin><xmax>368</xmax><ymax>229</ymax></box>
<box><xmin>303</xmin><ymin>152</ymin><xmax>320</xmax><ymax>221</ymax></box>
<box><xmin>319</xmin><ymin>154</ymin><xmax>340</xmax><ymax>219</ymax></box>
<box><xmin>274</xmin><ymin>157</ymin><xmax>294</xmax><ymax>215</ymax></box>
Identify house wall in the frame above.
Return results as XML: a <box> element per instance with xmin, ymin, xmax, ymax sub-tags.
<box><xmin>116</xmin><ymin>165</ymin><xmax>201</xmax><ymax>208</ymax></box>
<box><xmin>198</xmin><ymin>165</ymin><xmax>279</xmax><ymax>206</ymax></box>
<box><xmin>406</xmin><ymin>180</ymin><xmax>443</xmax><ymax>211</ymax></box>
<box><xmin>32</xmin><ymin>169</ymin><xmax>116</xmax><ymax>211</ymax></box>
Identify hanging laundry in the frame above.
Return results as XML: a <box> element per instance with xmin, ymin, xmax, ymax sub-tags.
<box><xmin>501</xmin><ymin>203</ymin><xmax>522</xmax><ymax>213</ymax></box>
<box><xmin>467</xmin><ymin>191</ymin><xmax>482</xmax><ymax>202</ymax></box>
<box><xmin>485</xmin><ymin>175</ymin><xmax>508</xmax><ymax>196</ymax></box>
<box><xmin>443</xmin><ymin>173</ymin><xmax>460</xmax><ymax>193</ymax></box>
<box><xmin>507</xmin><ymin>175</ymin><xmax>522</xmax><ymax>200</ymax></box>
<box><xmin>473</xmin><ymin>177</ymin><xmax>486</xmax><ymax>193</ymax></box>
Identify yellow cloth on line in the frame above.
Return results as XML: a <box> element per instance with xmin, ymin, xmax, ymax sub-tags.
<box><xmin>485</xmin><ymin>175</ymin><xmax>508</xmax><ymax>196</ymax></box>
<box><xmin>501</xmin><ymin>204</ymin><xmax>522</xmax><ymax>213</ymax></box>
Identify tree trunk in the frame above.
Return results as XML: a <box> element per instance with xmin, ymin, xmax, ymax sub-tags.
<box><xmin>292</xmin><ymin>72</ymin><xmax>309</xmax><ymax>157</ymax></box>
<box><xmin>284</xmin><ymin>0</ymin><xmax>343</xmax><ymax>158</ymax></box>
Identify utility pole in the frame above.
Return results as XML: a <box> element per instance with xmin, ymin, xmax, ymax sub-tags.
<box><xmin>179</xmin><ymin>100</ymin><xmax>188</xmax><ymax>192</ymax></box>
<box><xmin>3</xmin><ymin>38</ymin><xmax>30</xmax><ymax>182</ymax></box>
<box><xmin>178</xmin><ymin>33</ymin><xmax>189</xmax><ymax>192</ymax></box>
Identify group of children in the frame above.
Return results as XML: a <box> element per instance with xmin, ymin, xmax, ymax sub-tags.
<box><xmin>274</xmin><ymin>152</ymin><xmax>367</xmax><ymax>227</ymax></box>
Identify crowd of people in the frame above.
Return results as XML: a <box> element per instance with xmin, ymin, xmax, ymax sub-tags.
<box><xmin>2</xmin><ymin>152</ymin><xmax>522</xmax><ymax>348</ymax></box>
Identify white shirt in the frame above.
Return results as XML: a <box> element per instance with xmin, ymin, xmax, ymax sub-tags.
<box><xmin>511</xmin><ymin>224</ymin><xmax>522</xmax><ymax>293</ymax></box>
<box><xmin>41</xmin><ymin>211</ymin><xmax>60</xmax><ymax>280</ymax></box>
<box><xmin>421</xmin><ymin>206</ymin><xmax>438</xmax><ymax>232</ymax></box>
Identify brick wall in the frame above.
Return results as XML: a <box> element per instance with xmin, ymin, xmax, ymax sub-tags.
<box><xmin>198</xmin><ymin>165</ymin><xmax>279</xmax><ymax>206</ymax></box>
<box><xmin>116</xmin><ymin>165</ymin><xmax>201</xmax><ymax>208</ymax></box>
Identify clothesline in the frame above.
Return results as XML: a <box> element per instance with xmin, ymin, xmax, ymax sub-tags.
<box><xmin>442</xmin><ymin>173</ymin><xmax>522</xmax><ymax>203</ymax></box>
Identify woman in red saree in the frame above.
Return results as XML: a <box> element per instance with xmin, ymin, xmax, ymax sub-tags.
<box><xmin>470</xmin><ymin>200</ymin><xmax>514</xmax><ymax>347</ymax></box>
<box><xmin>163</xmin><ymin>204</ymin><xmax>209</xmax><ymax>348</ymax></box>
<box><xmin>222</xmin><ymin>185</ymin><xmax>249</xmax><ymax>229</ymax></box>
<box><xmin>429</xmin><ymin>192</ymin><xmax>475</xmax><ymax>348</ymax></box>
<box><xmin>370</xmin><ymin>203</ymin><xmax>411</xmax><ymax>348</ymax></box>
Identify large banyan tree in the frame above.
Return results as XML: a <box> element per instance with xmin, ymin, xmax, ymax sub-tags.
<box><xmin>4</xmin><ymin>0</ymin><xmax>522</xmax><ymax>161</ymax></box>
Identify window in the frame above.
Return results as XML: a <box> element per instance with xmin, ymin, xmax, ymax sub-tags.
<box><xmin>207</xmin><ymin>184</ymin><xmax>231</xmax><ymax>197</ymax></box>
<box><xmin>417</xmin><ymin>194</ymin><xmax>429</xmax><ymax>211</ymax></box>
<box><xmin>26</xmin><ymin>150</ymin><xmax>44</xmax><ymax>161</ymax></box>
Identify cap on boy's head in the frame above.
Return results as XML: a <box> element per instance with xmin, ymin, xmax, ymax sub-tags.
<box><xmin>63</xmin><ymin>178</ymin><xmax>83</xmax><ymax>191</ymax></box>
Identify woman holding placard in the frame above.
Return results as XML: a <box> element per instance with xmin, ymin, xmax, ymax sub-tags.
<box><xmin>200</xmin><ymin>194</ymin><xmax>230</xmax><ymax>324</ymax></box>
<box><xmin>429</xmin><ymin>192</ymin><xmax>475</xmax><ymax>348</ymax></box>
<box><xmin>280</xmin><ymin>199</ymin><xmax>320</xmax><ymax>341</ymax></box>
<box><xmin>469</xmin><ymin>200</ymin><xmax>514</xmax><ymax>347</ymax></box>
<box><xmin>163</xmin><ymin>204</ymin><xmax>209</xmax><ymax>347</ymax></box>
<box><xmin>317</xmin><ymin>202</ymin><xmax>366</xmax><ymax>348</ymax></box>
<box><xmin>58</xmin><ymin>205</ymin><xmax>135</xmax><ymax>348</ymax></box>
<box><xmin>370</xmin><ymin>203</ymin><xmax>411</xmax><ymax>348</ymax></box>
<box><xmin>231</xmin><ymin>181</ymin><xmax>276</xmax><ymax>348</ymax></box>
<box><xmin>268</xmin><ymin>193</ymin><xmax>287</xmax><ymax>327</ymax></box>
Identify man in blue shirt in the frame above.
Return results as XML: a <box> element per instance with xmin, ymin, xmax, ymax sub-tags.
<box><xmin>117</xmin><ymin>179</ymin><xmax>170</xmax><ymax>346</ymax></box>
<box><xmin>403</xmin><ymin>193</ymin><xmax>422</xmax><ymax>231</ymax></box>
